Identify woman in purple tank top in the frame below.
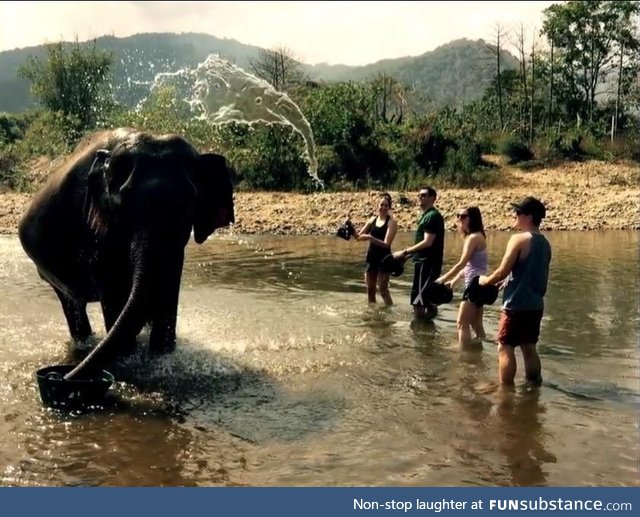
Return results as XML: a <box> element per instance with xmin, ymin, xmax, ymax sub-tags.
<box><xmin>435</xmin><ymin>206</ymin><xmax>488</xmax><ymax>348</ymax></box>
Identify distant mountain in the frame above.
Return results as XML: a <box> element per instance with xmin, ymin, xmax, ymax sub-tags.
<box><xmin>0</xmin><ymin>32</ymin><xmax>518</xmax><ymax>113</ymax></box>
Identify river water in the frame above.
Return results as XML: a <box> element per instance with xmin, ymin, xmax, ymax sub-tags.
<box><xmin>0</xmin><ymin>230</ymin><xmax>637</xmax><ymax>486</ymax></box>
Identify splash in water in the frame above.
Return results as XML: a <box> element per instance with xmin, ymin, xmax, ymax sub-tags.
<box><xmin>151</xmin><ymin>55</ymin><xmax>322</xmax><ymax>188</ymax></box>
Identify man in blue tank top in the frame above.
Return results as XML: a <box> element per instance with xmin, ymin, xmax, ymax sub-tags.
<box><xmin>479</xmin><ymin>197</ymin><xmax>552</xmax><ymax>386</ymax></box>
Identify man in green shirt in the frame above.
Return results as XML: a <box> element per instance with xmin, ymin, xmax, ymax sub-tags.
<box><xmin>393</xmin><ymin>187</ymin><xmax>445</xmax><ymax>320</ymax></box>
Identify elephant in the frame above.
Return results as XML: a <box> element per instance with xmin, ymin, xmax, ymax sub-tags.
<box><xmin>18</xmin><ymin>128</ymin><xmax>234</xmax><ymax>380</ymax></box>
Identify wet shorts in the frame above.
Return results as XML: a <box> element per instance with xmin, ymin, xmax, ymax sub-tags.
<box><xmin>497</xmin><ymin>309</ymin><xmax>544</xmax><ymax>347</ymax></box>
<box><xmin>410</xmin><ymin>262</ymin><xmax>438</xmax><ymax>308</ymax></box>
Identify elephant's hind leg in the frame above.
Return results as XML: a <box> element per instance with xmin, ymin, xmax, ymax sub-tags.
<box><xmin>53</xmin><ymin>287</ymin><xmax>93</xmax><ymax>344</ymax></box>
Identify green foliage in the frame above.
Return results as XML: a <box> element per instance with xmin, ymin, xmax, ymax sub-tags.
<box><xmin>3</xmin><ymin>5</ymin><xmax>640</xmax><ymax>194</ymax></box>
<box><xmin>498</xmin><ymin>135</ymin><xmax>534</xmax><ymax>163</ymax></box>
<box><xmin>439</xmin><ymin>139</ymin><xmax>488</xmax><ymax>187</ymax></box>
<box><xmin>0</xmin><ymin>144</ymin><xmax>26</xmax><ymax>190</ymax></box>
<box><xmin>0</xmin><ymin>112</ymin><xmax>29</xmax><ymax>144</ymax></box>
<box><xmin>229</xmin><ymin>125</ymin><xmax>311</xmax><ymax>191</ymax></box>
<box><xmin>14</xmin><ymin>110</ymin><xmax>70</xmax><ymax>158</ymax></box>
<box><xmin>18</xmin><ymin>39</ymin><xmax>114</xmax><ymax>142</ymax></box>
<box><xmin>541</xmin><ymin>0</ymin><xmax>640</xmax><ymax>122</ymax></box>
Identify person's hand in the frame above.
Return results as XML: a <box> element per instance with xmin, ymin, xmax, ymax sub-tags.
<box><xmin>444</xmin><ymin>280</ymin><xmax>454</xmax><ymax>289</ymax></box>
<box><xmin>357</xmin><ymin>234</ymin><xmax>370</xmax><ymax>242</ymax></box>
<box><xmin>392</xmin><ymin>250</ymin><xmax>405</xmax><ymax>259</ymax></box>
<box><xmin>478</xmin><ymin>275</ymin><xmax>490</xmax><ymax>286</ymax></box>
<box><xmin>434</xmin><ymin>276</ymin><xmax>444</xmax><ymax>284</ymax></box>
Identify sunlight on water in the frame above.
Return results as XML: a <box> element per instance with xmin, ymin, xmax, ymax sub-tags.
<box><xmin>148</xmin><ymin>54</ymin><xmax>322</xmax><ymax>187</ymax></box>
<box><xmin>1</xmin><ymin>232</ymin><xmax>638</xmax><ymax>487</ymax></box>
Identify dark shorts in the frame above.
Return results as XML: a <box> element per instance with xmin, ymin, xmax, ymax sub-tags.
<box><xmin>497</xmin><ymin>309</ymin><xmax>544</xmax><ymax>347</ymax></box>
<box><xmin>461</xmin><ymin>284</ymin><xmax>482</xmax><ymax>307</ymax></box>
<box><xmin>365</xmin><ymin>248</ymin><xmax>389</xmax><ymax>273</ymax></box>
<box><xmin>365</xmin><ymin>260</ymin><xmax>384</xmax><ymax>273</ymax></box>
<box><xmin>410</xmin><ymin>262</ymin><xmax>439</xmax><ymax>308</ymax></box>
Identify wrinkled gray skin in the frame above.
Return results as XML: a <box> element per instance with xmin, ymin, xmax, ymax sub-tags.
<box><xmin>19</xmin><ymin>128</ymin><xmax>234</xmax><ymax>379</ymax></box>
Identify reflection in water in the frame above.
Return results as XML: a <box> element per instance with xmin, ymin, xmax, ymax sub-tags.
<box><xmin>492</xmin><ymin>388</ymin><xmax>557</xmax><ymax>486</ymax></box>
<box><xmin>0</xmin><ymin>231</ymin><xmax>638</xmax><ymax>486</ymax></box>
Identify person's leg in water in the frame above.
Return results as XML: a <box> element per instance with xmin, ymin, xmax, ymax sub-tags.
<box><xmin>378</xmin><ymin>272</ymin><xmax>393</xmax><ymax>306</ymax></box>
<box><xmin>365</xmin><ymin>270</ymin><xmax>378</xmax><ymax>303</ymax></box>
<box><xmin>456</xmin><ymin>300</ymin><xmax>474</xmax><ymax>346</ymax></box>
<box><xmin>497</xmin><ymin>342</ymin><xmax>517</xmax><ymax>385</ymax></box>
<box><xmin>520</xmin><ymin>344</ymin><xmax>542</xmax><ymax>385</ymax></box>
<box><xmin>413</xmin><ymin>302</ymin><xmax>437</xmax><ymax>321</ymax></box>
<box><xmin>472</xmin><ymin>305</ymin><xmax>486</xmax><ymax>340</ymax></box>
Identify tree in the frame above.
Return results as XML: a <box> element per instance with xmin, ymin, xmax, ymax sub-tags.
<box><xmin>541</xmin><ymin>0</ymin><xmax>640</xmax><ymax>124</ymax></box>
<box><xmin>487</xmin><ymin>24</ymin><xmax>508</xmax><ymax>131</ymax></box>
<box><xmin>368</xmin><ymin>73</ymin><xmax>407</xmax><ymax>124</ymax></box>
<box><xmin>18</xmin><ymin>38</ymin><xmax>114</xmax><ymax>140</ymax></box>
<box><xmin>249</xmin><ymin>46</ymin><xmax>306</xmax><ymax>92</ymax></box>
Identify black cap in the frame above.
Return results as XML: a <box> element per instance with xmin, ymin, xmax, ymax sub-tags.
<box><xmin>510</xmin><ymin>196</ymin><xmax>546</xmax><ymax>219</ymax></box>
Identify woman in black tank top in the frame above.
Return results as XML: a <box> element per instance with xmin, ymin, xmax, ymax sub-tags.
<box><xmin>356</xmin><ymin>193</ymin><xmax>398</xmax><ymax>305</ymax></box>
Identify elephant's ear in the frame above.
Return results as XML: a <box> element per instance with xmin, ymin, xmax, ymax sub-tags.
<box><xmin>84</xmin><ymin>149</ymin><xmax>111</xmax><ymax>235</ymax></box>
<box><xmin>191</xmin><ymin>153</ymin><xmax>235</xmax><ymax>244</ymax></box>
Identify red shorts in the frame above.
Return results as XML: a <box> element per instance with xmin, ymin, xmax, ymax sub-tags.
<box><xmin>497</xmin><ymin>309</ymin><xmax>544</xmax><ymax>347</ymax></box>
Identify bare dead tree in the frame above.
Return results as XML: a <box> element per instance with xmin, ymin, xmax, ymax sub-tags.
<box><xmin>488</xmin><ymin>24</ymin><xmax>508</xmax><ymax>132</ymax></box>
<box><xmin>516</xmin><ymin>25</ymin><xmax>529</xmax><ymax>139</ymax></box>
<box><xmin>530</xmin><ymin>31</ymin><xmax>537</xmax><ymax>146</ymax></box>
<box><xmin>249</xmin><ymin>46</ymin><xmax>306</xmax><ymax>92</ymax></box>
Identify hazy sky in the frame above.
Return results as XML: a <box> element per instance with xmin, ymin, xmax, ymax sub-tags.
<box><xmin>0</xmin><ymin>1</ymin><xmax>556</xmax><ymax>65</ymax></box>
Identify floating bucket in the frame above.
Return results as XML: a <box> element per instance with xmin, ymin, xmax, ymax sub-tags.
<box><xmin>36</xmin><ymin>365</ymin><xmax>114</xmax><ymax>410</ymax></box>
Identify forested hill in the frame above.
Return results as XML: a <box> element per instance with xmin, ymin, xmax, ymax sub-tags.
<box><xmin>0</xmin><ymin>32</ymin><xmax>518</xmax><ymax>113</ymax></box>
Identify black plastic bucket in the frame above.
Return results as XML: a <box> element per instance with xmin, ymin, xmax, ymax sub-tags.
<box><xmin>36</xmin><ymin>365</ymin><xmax>114</xmax><ymax>410</ymax></box>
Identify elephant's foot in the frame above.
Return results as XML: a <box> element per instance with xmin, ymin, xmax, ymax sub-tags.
<box><xmin>119</xmin><ymin>338</ymin><xmax>139</xmax><ymax>358</ymax></box>
<box><xmin>149</xmin><ymin>322</ymin><xmax>177</xmax><ymax>356</ymax></box>
<box><xmin>149</xmin><ymin>339</ymin><xmax>176</xmax><ymax>356</ymax></box>
<box><xmin>72</xmin><ymin>333</ymin><xmax>98</xmax><ymax>351</ymax></box>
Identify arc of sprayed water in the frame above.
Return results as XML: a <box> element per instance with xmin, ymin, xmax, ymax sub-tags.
<box><xmin>139</xmin><ymin>55</ymin><xmax>324</xmax><ymax>189</ymax></box>
<box><xmin>149</xmin><ymin>54</ymin><xmax>324</xmax><ymax>189</ymax></box>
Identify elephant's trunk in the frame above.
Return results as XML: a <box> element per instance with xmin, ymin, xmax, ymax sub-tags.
<box><xmin>64</xmin><ymin>234</ymin><xmax>150</xmax><ymax>380</ymax></box>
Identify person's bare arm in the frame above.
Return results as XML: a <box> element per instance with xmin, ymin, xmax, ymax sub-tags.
<box><xmin>436</xmin><ymin>234</ymin><xmax>479</xmax><ymax>283</ymax></box>
<box><xmin>393</xmin><ymin>231</ymin><xmax>435</xmax><ymax>259</ymax></box>
<box><xmin>479</xmin><ymin>235</ymin><xmax>523</xmax><ymax>286</ymax></box>
<box><xmin>357</xmin><ymin>216</ymin><xmax>375</xmax><ymax>239</ymax></box>
<box><xmin>367</xmin><ymin>217</ymin><xmax>397</xmax><ymax>248</ymax></box>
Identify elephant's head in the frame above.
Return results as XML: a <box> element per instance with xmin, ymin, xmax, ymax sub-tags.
<box><xmin>85</xmin><ymin>132</ymin><xmax>234</xmax><ymax>242</ymax></box>
<box><xmin>65</xmin><ymin>131</ymin><xmax>234</xmax><ymax>379</ymax></box>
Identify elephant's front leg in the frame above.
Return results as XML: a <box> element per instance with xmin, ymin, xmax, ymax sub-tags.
<box><xmin>52</xmin><ymin>285</ymin><xmax>93</xmax><ymax>345</ymax></box>
<box><xmin>148</xmin><ymin>249</ymin><xmax>185</xmax><ymax>355</ymax></box>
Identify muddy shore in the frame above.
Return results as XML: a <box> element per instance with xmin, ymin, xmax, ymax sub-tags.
<box><xmin>1</xmin><ymin>157</ymin><xmax>638</xmax><ymax>235</ymax></box>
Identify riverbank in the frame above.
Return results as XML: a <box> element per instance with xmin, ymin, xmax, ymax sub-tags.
<box><xmin>0</xmin><ymin>157</ymin><xmax>638</xmax><ymax>235</ymax></box>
